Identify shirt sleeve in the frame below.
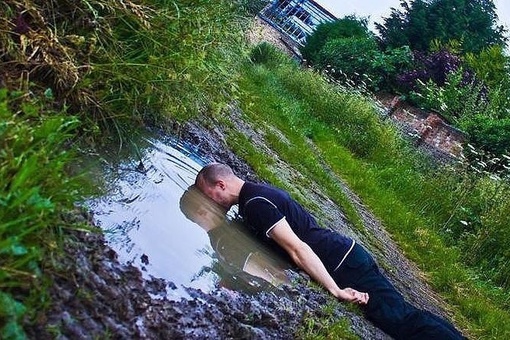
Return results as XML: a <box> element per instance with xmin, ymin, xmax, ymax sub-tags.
<box><xmin>243</xmin><ymin>197</ymin><xmax>285</xmax><ymax>238</ymax></box>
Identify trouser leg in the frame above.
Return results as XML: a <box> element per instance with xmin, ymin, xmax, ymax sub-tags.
<box><xmin>332</xmin><ymin>244</ymin><xmax>464</xmax><ymax>340</ymax></box>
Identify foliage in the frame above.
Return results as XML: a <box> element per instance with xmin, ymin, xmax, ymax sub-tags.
<box><xmin>0</xmin><ymin>1</ymin><xmax>254</xmax><ymax>336</ymax></box>
<box><xmin>0</xmin><ymin>0</ymin><xmax>251</xmax><ymax>132</ymax></box>
<box><xmin>314</xmin><ymin>39</ymin><xmax>413</xmax><ymax>91</ymax></box>
<box><xmin>409</xmin><ymin>69</ymin><xmax>487</xmax><ymax>122</ymax></box>
<box><xmin>370</xmin><ymin>45</ymin><xmax>414</xmax><ymax>91</ymax></box>
<box><xmin>250</xmin><ymin>42</ymin><xmax>290</xmax><ymax>68</ymax></box>
<box><xmin>397</xmin><ymin>49</ymin><xmax>467</xmax><ymax>92</ymax></box>
<box><xmin>376</xmin><ymin>0</ymin><xmax>507</xmax><ymax>54</ymax></box>
<box><xmin>459</xmin><ymin>116</ymin><xmax>510</xmax><ymax>158</ymax></box>
<box><xmin>0</xmin><ymin>89</ymin><xmax>83</xmax><ymax>338</ymax></box>
<box><xmin>436</xmin><ymin>151</ymin><xmax>510</xmax><ymax>289</ymax></box>
<box><xmin>300</xmin><ymin>15</ymin><xmax>371</xmax><ymax>64</ymax></box>
<box><xmin>465</xmin><ymin>44</ymin><xmax>510</xmax><ymax>89</ymax></box>
<box><xmin>316</xmin><ymin>37</ymin><xmax>380</xmax><ymax>88</ymax></box>
<box><xmin>90</xmin><ymin>0</ymin><xmax>251</xmax><ymax>125</ymax></box>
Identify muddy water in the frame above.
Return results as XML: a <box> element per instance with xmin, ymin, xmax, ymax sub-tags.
<box><xmin>86</xmin><ymin>132</ymin><xmax>289</xmax><ymax>300</ymax></box>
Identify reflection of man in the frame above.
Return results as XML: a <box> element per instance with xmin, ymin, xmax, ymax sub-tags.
<box><xmin>194</xmin><ymin>163</ymin><xmax>465</xmax><ymax>340</ymax></box>
<box><xmin>179</xmin><ymin>185</ymin><xmax>289</xmax><ymax>292</ymax></box>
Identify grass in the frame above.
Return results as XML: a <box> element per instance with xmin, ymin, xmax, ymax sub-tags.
<box><xmin>229</xmin><ymin>44</ymin><xmax>510</xmax><ymax>339</ymax></box>
<box><xmin>0</xmin><ymin>89</ymin><xmax>86</xmax><ymax>338</ymax></box>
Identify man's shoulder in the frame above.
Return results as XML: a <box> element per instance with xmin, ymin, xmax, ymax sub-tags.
<box><xmin>241</xmin><ymin>182</ymin><xmax>286</xmax><ymax>202</ymax></box>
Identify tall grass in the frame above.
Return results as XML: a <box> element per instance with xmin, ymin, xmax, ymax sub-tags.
<box><xmin>236</xmin><ymin>43</ymin><xmax>510</xmax><ymax>338</ymax></box>
<box><xmin>89</xmin><ymin>0</ymin><xmax>252</xmax><ymax>126</ymax></box>
<box><xmin>1</xmin><ymin>0</ymin><xmax>255</xmax><ymax>134</ymax></box>
<box><xmin>0</xmin><ymin>89</ymin><xmax>84</xmax><ymax>338</ymax></box>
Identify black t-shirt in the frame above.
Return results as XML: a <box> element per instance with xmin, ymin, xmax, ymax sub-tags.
<box><xmin>238</xmin><ymin>181</ymin><xmax>355</xmax><ymax>273</ymax></box>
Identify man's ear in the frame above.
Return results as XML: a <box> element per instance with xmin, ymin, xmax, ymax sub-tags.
<box><xmin>216</xmin><ymin>179</ymin><xmax>226</xmax><ymax>190</ymax></box>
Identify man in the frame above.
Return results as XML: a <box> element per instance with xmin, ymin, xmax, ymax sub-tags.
<box><xmin>195</xmin><ymin>163</ymin><xmax>465</xmax><ymax>339</ymax></box>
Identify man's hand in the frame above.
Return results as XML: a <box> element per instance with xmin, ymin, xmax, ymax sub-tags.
<box><xmin>337</xmin><ymin>287</ymin><xmax>369</xmax><ymax>305</ymax></box>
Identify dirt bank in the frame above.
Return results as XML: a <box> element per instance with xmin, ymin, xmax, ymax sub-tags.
<box><xmin>25</xmin><ymin>108</ymin><xmax>460</xmax><ymax>339</ymax></box>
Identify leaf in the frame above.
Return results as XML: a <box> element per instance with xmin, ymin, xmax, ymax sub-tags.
<box><xmin>44</xmin><ymin>88</ymin><xmax>53</xmax><ymax>99</ymax></box>
<box><xmin>27</xmin><ymin>190</ymin><xmax>54</xmax><ymax>211</ymax></box>
<box><xmin>10</xmin><ymin>243</ymin><xmax>28</xmax><ymax>256</ymax></box>
<box><xmin>1</xmin><ymin>320</ymin><xmax>27</xmax><ymax>340</ymax></box>
<box><xmin>0</xmin><ymin>292</ymin><xmax>26</xmax><ymax>318</ymax></box>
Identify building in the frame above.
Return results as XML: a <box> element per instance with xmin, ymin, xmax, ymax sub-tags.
<box><xmin>259</xmin><ymin>0</ymin><xmax>337</xmax><ymax>47</ymax></box>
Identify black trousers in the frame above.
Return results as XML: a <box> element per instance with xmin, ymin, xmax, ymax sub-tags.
<box><xmin>332</xmin><ymin>244</ymin><xmax>465</xmax><ymax>340</ymax></box>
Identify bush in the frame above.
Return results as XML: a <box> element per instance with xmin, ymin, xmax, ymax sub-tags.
<box><xmin>315</xmin><ymin>39</ymin><xmax>413</xmax><ymax>92</ymax></box>
<box><xmin>397</xmin><ymin>49</ymin><xmax>466</xmax><ymax>92</ymax></box>
<box><xmin>316</xmin><ymin>37</ymin><xmax>380</xmax><ymax>88</ymax></box>
<box><xmin>465</xmin><ymin>45</ymin><xmax>510</xmax><ymax>89</ymax></box>
<box><xmin>370</xmin><ymin>45</ymin><xmax>413</xmax><ymax>91</ymax></box>
<box><xmin>409</xmin><ymin>69</ymin><xmax>487</xmax><ymax>123</ymax></box>
<box><xmin>250</xmin><ymin>42</ymin><xmax>290</xmax><ymax>67</ymax></box>
<box><xmin>300</xmin><ymin>15</ymin><xmax>370</xmax><ymax>64</ymax></box>
<box><xmin>459</xmin><ymin>115</ymin><xmax>510</xmax><ymax>158</ymax></box>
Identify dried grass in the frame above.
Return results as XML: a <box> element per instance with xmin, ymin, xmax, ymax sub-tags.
<box><xmin>0</xmin><ymin>0</ymin><xmax>152</xmax><ymax>112</ymax></box>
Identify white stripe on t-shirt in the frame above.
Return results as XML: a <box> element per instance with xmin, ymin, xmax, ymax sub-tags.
<box><xmin>333</xmin><ymin>239</ymin><xmax>356</xmax><ymax>271</ymax></box>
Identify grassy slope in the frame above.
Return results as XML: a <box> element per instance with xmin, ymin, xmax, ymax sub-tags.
<box><xmin>225</xmin><ymin>45</ymin><xmax>510</xmax><ymax>339</ymax></box>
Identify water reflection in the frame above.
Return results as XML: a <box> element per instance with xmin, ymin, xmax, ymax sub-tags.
<box><xmin>180</xmin><ymin>185</ymin><xmax>290</xmax><ymax>292</ymax></box>
<box><xmin>86</xmin><ymin>133</ymin><xmax>289</xmax><ymax>300</ymax></box>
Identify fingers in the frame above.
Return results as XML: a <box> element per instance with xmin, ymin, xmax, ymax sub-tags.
<box><xmin>346</xmin><ymin>288</ymin><xmax>369</xmax><ymax>305</ymax></box>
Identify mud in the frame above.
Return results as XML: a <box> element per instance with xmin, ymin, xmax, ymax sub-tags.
<box><xmin>26</xmin><ymin>104</ymin><xmax>460</xmax><ymax>339</ymax></box>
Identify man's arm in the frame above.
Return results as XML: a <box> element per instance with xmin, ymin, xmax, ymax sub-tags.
<box><xmin>269</xmin><ymin>218</ymin><xmax>369</xmax><ymax>305</ymax></box>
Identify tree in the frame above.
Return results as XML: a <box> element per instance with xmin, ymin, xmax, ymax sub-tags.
<box><xmin>300</xmin><ymin>15</ymin><xmax>370</xmax><ymax>64</ymax></box>
<box><xmin>376</xmin><ymin>0</ymin><xmax>507</xmax><ymax>54</ymax></box>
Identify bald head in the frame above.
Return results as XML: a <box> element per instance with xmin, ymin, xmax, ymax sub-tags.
<box><xmin>194</xmin><ymin>163</ymin><xmax>244</xmax><ymax>209</ymax></box>
<box><xmin>195</xmin><ymin>163</ymin><xmax>235</xmax><ymax>188</ymax></box>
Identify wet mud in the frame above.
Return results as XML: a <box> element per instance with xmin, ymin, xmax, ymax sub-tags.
<box><xmin>26</xmin><ymin>108</ymin><xmax>458</xmax><ymax>339</ymax></box>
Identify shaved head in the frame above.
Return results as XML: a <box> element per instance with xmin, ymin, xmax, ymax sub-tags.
<box><xmin>195</xmin><ymin>163</ymin><xmax>235</xmax><ymax>189</ymax></box>
<box><xmin>194</xmin><ymin>163</ymin><xmax>244</xmax><ymax>209</ymax></box>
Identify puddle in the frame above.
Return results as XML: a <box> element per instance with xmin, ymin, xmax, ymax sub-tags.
<box><xmin>85</xmin><ymin>131</ymin><xmax>289</xmax><ymax>300</ymax></box>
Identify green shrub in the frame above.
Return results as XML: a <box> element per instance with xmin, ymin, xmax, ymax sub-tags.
<box><xmin>371</xmin><ymin>46</ymin><xmax>413</xmax><ymax>91</ymax></box>
<box><xmin>300</xmin><ymin>15</ymin><xmax>371</xmax><ymax>64</ymax></box>
<box><xmin>250</xmin><ymin>42</ymin><xmax>291</xmax><ymax>67</ymax></box>
<box><xmin>465</xmin><ymin>45</ymin><xmax>510</xmax><ymax>89</ymax></box>
<box><xmin>316</xmin><ymin>37</ymin><xmax>380</xmax><ymax>88</ymax></box>
<box><xmin>410</xmin><ymin>69</ymin><xmax>487</xmax><ymax>123</ymax></box>
<box><xmin>459</xmin><ymin>115</ymin><xmax>510</xmax><ymax>157</ymax></box>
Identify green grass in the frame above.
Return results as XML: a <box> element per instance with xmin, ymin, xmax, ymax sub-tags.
<box><xmin>0</xmin><ymin>89</ymin><xmax>87</xmax><ymax>338</ymax></box>
<box><xmin>230</xmin><ymin>44</ymin><xmax>510</xmax><ymax>339</ymax></box>
<box><xmin>1</xmin><ymin>1</ymin><xmax>262</xmax><ymax>337</ymax></box>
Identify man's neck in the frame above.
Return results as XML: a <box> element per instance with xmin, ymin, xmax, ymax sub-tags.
<box><xmin>231</xmin><ymin>178</ymin><xmax>245</xmax><ymax>205</ymax></box>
